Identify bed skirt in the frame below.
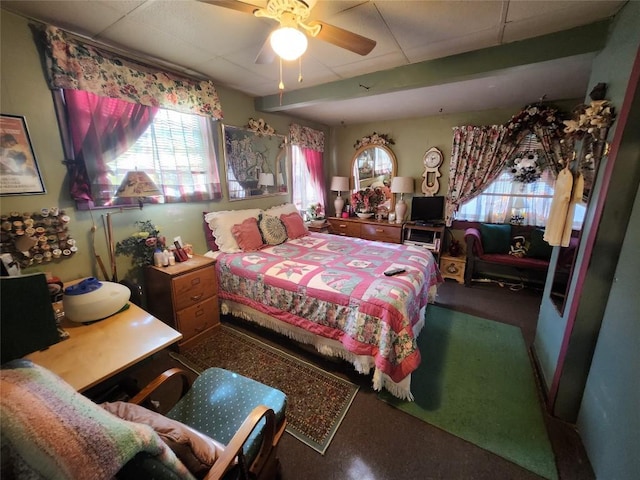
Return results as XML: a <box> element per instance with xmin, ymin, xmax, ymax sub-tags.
<box><xmin>220</xmin><ymin>299</ymin><xmax>427</xmax><ymax>401</ymax></box>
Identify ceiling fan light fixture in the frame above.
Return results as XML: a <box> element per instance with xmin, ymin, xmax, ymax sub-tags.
<box><xmin>270</xmin><ymin>26</ymin><xmax>308</xmax><ymax>61</ymax></box>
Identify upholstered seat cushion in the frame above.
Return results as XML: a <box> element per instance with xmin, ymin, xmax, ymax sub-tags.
<box><xmin>166</xmin><ymin>368</ymin><xmax>287</xmax><ymax>468</ymax></box>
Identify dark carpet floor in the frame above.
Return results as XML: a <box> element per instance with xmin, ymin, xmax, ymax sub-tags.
<box><xmin>127</xmin><ymin>279</ymin><xmax>595</xmax><ymax>480</ymax></box>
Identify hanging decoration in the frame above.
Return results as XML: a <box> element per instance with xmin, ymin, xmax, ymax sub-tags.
<box><xmin>506</xmin><ymin>151</ymin><xmax>544</xmax><ymax>184</ymax></box>
<box><xmin>504</xmin><ymin>103</ymin><xmax>566</xmax><ymax>142</ymax></box>
<box><xmin>353</xmin><ymin>132</ymin><xmax>395</xmax><ymax>150</ymax></box>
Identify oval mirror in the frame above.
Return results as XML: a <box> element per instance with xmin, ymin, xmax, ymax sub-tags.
<box><xmin>351</xmin><ymin>144</ymin><xmax>397</xmax><ymax>213</ymax></box>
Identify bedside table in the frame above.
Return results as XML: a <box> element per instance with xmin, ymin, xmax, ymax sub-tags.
<box><xmin>440</xmin><ymin>255</ymin><xmax>466</xmax><ymax>284</ymax></box>
<box><xmin>145</xmin><ymin>255</ymin><xmax>219</xmax><ymax>350</ymax></box>
<box><xmin>307</xmin><ymin>221</ymin><xmax>329</xmax><ymax>233</ymax></box>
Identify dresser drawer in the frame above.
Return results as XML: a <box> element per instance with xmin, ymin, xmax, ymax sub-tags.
<box><xmin>361</xmin><ymin>223</ymin><xmax>402</xmax><ymax>243</ymax></box>
<box><xmin>327</xmin><ymin>219</ymin><xmax>360</xmax><ymax>237</ymax></box>
<box><xmin>176</xmin><ymin>296</ymin><xmax>219</xmax><ymax>342</ymax></box>
<box><xmin>173</xmin><ymin>267</ymin><xmax>216</xmax><ymax>311</ymax></box>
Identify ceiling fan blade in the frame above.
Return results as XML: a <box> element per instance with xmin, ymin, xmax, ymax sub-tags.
<box><xmin>255</xmin><ymin>36</ymin><xmax>276</xmax><ymax>64</ymax></box>
<box><xmin>308</xmin><ymin>20</ymin><xmax>376</xmax><ymax>56</ymax></box>
<box><xmin>199</xmin><ymin>0</ymin><xmax>260</xmax><ymax>16</ymax></box>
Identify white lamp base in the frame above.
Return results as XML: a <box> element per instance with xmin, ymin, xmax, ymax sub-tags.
<box><xmin>334</xmin><ymin>195</ymin><xmax>345</xmax><ymax>217</ymax></box>
<box><xmin>395</xmin><ymin>199</ymin><xmax>407</xmax><ymax>223</ymax></box>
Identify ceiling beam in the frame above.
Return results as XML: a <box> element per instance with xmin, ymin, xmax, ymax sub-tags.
<box><xmin>255</xmin><ymin>20</ymin><xmax>610</xmax><ymax>113</ymax></box>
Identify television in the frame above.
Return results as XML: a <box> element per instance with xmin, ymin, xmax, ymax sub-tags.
<box><xmin>410</xmin><ymin>196</ymin><xmax>445</xmax><ymax>225</ymax></box>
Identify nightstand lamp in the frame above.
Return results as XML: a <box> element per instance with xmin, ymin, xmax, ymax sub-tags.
<box><xmin>330</xmin><ymin>176</ymin><xmax>350</xmax><ymax>217</ymax></box>
<box><xmin>391</xmin><ymin>176</ymin><xmax>414</xmax><ymax>223</ymax></box>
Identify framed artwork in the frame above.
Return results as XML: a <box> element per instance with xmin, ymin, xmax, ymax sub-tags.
<box><xmin>222</xmin><ymin>123</ymin><xmax>288</xmax><ymax>200</ymax></box>
<box><xmin>0</xmin><ymin>114</ymin><xmax>46</xmax><ymax>196</ymax></box>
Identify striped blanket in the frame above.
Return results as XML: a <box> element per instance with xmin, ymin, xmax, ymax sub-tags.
<box><xmin>0</xmin><ymin>359</ymin><xmax>194</xmax><ymax>480</ymax></box>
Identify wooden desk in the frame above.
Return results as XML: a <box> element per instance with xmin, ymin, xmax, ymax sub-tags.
<box><xmin>26</xmin><ymin>302</ymin><xmax>182</xmax><ymax>393</ymax></box>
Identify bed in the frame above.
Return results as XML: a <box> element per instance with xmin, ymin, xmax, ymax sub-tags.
<box><xmin>203</xmin><ymin>204</ymin><xmax>443</xmax><ymax>400</ymax></box>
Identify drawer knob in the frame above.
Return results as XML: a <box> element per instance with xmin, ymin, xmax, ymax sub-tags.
<box><xmin>375</xmin><ymin>229</ymin><xmax>383</xmax><ymax>233</ymax></box>
<box><xmin>191</xmin><ymin>294</ymin><xmax>203</xmax><ymax>301</ymax></box>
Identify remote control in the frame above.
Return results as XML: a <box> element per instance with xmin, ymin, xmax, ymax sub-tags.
<box><xmin>384</xmin><ymin>268</ymin><xmax>406</xmax><ymax>276</ymax></box>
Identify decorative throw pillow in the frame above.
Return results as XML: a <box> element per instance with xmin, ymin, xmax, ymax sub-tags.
<box><xmin>509</xmin><ymin>235</ymin><xmax>527</xmax><ymax>258</ymax></box>
<box><xmin>479</xmin><ymin>223</ymin><xmax>512</xmax><ymax>254</ymax></box>
<box><xmin>257</xmin><ymin>214</ymin><xmax>287</xmax><ymax>245</ymax></box>
<box><xmin>280</xmin><ymin>212</ymin><xmax>308</xmax><ymax>239</ymax></box>
<box><xmin>101</xmin><ymin>401</ymin><xmax>224</xmax><ymax>477</ymax></box>
<box><xmin>264</xmin><ymin>203</ymin><xmax>298</xmax><ymax>217</ymax></box>
<box><xmin>231</xmin><ymin>217</ymin><xmax>264</xmax><ymax>251</ymax></box>
<box><xmin>527</xmin><ymin>228</ymin><xmax>553</xmax><ymax>259</ymax></box>
<box><xmin>204</xmin><ymin>209</ymin><xmax>262</xmax><ymax>253</ymax></box>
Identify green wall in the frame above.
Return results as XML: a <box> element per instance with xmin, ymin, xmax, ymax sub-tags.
<box><xmin>0</xmin><ymin>11</ymin><xmax>325</xmax><ymax>284</ymax></box>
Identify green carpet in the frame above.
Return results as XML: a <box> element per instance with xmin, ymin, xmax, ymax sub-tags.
<box><xmin>379</xmin><ymin>306</ymin><xmax>557</xmax><ymax>480</ymax></box>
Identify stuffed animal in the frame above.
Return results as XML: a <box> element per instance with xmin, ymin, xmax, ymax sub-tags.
<box><xmin>509</xmin><ymin>235</ymin><xmax>527</xmax><ymax>258</ymax></box>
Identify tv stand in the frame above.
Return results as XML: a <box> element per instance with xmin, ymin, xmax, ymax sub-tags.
<box><xmin>402</xmin><ymin>223</ymin><xmax>445</xmax><ymax>260</ymax></box>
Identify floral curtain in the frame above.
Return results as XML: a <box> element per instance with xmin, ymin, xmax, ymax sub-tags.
<box><xmin>41</xmin><ymin>26</ymin><xmax>223</xmax><ymax>119</ymax></box>
<box><xmin>289</xmin><ymin>124</ymin><xmax>326</xmax><ymax>210</ymax></box>
<box><xmin>289</xmin><ymin>124</ymin><xmax>325</xmax><ymax>152</ymax></box>
<box><xmin>64</xmin><ymin>89</ymin><xmax>158</xmax><ymax>204</ymax></box>
<box><xmin>445</xmin><ymin>125</ymin><xmax>518</xmax><ymax>225</ymax></box>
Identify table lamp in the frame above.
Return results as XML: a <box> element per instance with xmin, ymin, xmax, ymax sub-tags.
<box><xmin>104</xmin><ymin>170</ymin><xmax>162</xmax><ymax>282</ymax></box>
<box><xmin>330</xmin><ymin>176</ymin><xmax>350</xmax><ymax>217</ymax></box>
<box><xmin>391</xmin><ymin>176</ymin><xmax>414</xmax><ymax>223</ymax></box>
<box><xmin>258</xmin><ymin>172</ymin><xmax>274</xmax><ymax>193</ymax></box>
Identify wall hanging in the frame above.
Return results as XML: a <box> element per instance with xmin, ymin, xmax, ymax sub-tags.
<box><xmin>0</xmin><ymin>114</ymin><xmax>46</xmax><ymax>196</ymax></box>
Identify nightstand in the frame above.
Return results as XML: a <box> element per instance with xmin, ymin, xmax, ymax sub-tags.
<box><xmin>440</xmin><ymin>255</ymin><xmax>466</xmax><ymax>284</ymax></box>
<box><xmin>145</xmin><ymin>255</ymin><xmax>219</xmax><ymax>350</ymax></box>
<box><xmin>307</xmin><ymin>221</ymin><xmax>329</xmax><ymax>233</ymax></box>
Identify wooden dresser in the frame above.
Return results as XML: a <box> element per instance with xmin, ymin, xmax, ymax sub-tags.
<box><xmin>145</xmin><ymin>255</ymin><xmax>219</xmax><ymax>351</ymax></box>
<box><xmin>326</xmin><ymin>216</ymin><xmax>403</xmax><ymax>244</ymax></box>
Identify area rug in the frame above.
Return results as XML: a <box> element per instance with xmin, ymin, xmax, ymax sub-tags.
<box><xmin>379</xmin><ymin>305</ymin><xmax>558</xmax><ymax>480</ymax></box>
<box><xmin>170</xmin><ymin>324</ymin><xmax>358</xmax><ymax>455</ymax></box>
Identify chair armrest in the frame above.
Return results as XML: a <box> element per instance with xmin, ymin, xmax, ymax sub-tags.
<box><xmin>129</xmin><ymin>368</ymin><xmax>193</xmax><ymax>407</ymax></box>
<box><xmin>464</xmin><ymin>228</ymin><xmax>484</xmax><ymax>256</ymax></box>
<box><xmin>204</xmin><ymin>405</ymin><xmax>276</xmax><ymax>480</ymax></box>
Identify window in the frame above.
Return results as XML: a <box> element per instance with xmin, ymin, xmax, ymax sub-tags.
<box><xmin>291</xmin><ymin>145</ymin><xmax>323</xmax><ymax>217</ymax></box>
<box><xmin>110</xmin><ymin>109</ymin><xmax>221</xmax><ymax>205</ymax></box>
<box><xmin>456</xmin><ymin>136</ymin><xmax>585</xmax><ymax>229</ymax></box>
<box><xmin>58</xmin><ymin>89</ymin><xmax>222</xmax><ymax>208</ymax></box>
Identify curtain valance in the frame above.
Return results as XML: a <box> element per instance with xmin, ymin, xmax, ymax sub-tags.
<box><xmin>289</xmin><ymin>124</ymin><xmax>324</xmax><ymax>152</ymax></box>
<box><xmin>41</xmin><ymin>26</ymin><xmax>223</xmax><ymax>119</ymax></box>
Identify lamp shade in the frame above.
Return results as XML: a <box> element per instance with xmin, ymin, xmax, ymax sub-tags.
<box><xmin>391</xmin><ymin>177</ymin><xmax>414</xmax><ymax>194</ymax></box>
<box><xmin>259</xmin><ymin>172</ymin><xmax>274</xmax><ymax>187</ymax></box>
<box><xmin>115</xmin><ymin>171</ymin><xmax>162</xmax><ymax>199</ymax></box>
<box><xmin>270</xmin><ymin>27</ymin><xmax>308</xmax><ymax>61</ymax></box>
<box><xmin>330</xmin><ymin>176</ymin><xmax>349</xmax><ymax>192</ymax></box>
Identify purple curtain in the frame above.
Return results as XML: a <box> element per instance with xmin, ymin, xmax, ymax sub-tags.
<box><xmin>64</xmin><ymin>89</ymin><xmax>157</xmax><ymax>205</ymax></box>
<box><xmin>303</xmin><ymin>148</ymin><xmax>327</xmax><ymax>212</ymax></box>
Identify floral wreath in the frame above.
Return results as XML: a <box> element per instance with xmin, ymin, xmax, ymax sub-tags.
<box><xmin>506</xmin><ymin>151</ymin><xmax>544</xmax><ymax>184</ymax></box>
<box><xmin>562</xmin><ymin>100</ymin><xmax>615</xmax><ymax>140</ymax></box>
<box><xmin>351</xmin><ymin>187</ymin><xmax>386</xmax><ymax>213</ymax></box>
<box><xmin>353</xmin><ymin>132</ymin><xmax>394</xmax><ymax>150</ymax></box>
<box><xmin>115</xmin><ymin>220</ymin><xmax>166</xmax><ymax>269</ymax></box>
<box><xmin>504</xmin><ymin>104</ymin><xmax>565</xmax><ymax>142</ymax></box>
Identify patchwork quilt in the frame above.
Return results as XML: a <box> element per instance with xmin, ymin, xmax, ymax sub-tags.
<box><xmin>215</xmin><ymin>233</ymin><xmax>443</xmax><ymax>385</ymax></box>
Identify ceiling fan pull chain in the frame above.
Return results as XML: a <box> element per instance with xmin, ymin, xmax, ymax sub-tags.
<box><xmin>279</xmin><ymin>57</ymin><xmax>285</xmax><ymax>105</ymax></box>
<box><xmin>298</xmin><ymin>57</ymin><xmax>303</xmax><ymax>83</ymax></box>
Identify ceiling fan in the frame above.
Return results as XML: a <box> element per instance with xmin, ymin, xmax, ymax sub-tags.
<box><xmin>200</xmin><ymin>0</ymin><xmax>377</xmax><ymax>63</ymax></box>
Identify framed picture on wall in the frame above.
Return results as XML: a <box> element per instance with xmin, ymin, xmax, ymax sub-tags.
<box><xmin>222</xmin><ymin>123</ymin><xmax>288</xmax><ymax>200</ymax></box>
<box><xmin>0</xmin><ymin>114</ymin><xmax>46</xmax><ymax>196</ymax></box>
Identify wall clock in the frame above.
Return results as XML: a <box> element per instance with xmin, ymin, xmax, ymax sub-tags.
<box><xmin>421</xmin><ymin>147</ymin><xmax>443</xmax><ymax>196</ymax></box>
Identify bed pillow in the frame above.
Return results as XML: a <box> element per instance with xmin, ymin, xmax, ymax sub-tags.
<box><xmin>479</xmin><ymin>223</ymin><xmax>512</xmax><ymax>254</ymax></box>
<box><xmin>257</xmin><ymin>214</ymin><xmax>288</xmax><ymax>245</ymax></box>
<box><xmin>280</xmin><ymin>212</ymin><xmax>308</xmax><ymax>239</ymax></box>
<box><xmin>204</xmin><ymin>209</ymin><xmax>262</xmax><ymax>253</ymax></box>
<box><xmin>101</xmin><ymin>401</ymin><xmax>224</xmax><ymax>477</ymax></box>
<box><xmin>264</xmin><ymin>203</ymin><xmax>299</xmax><ymax>217</ymax></box>
<box><xmin>231</xmin><ymin>217</ymin><xmax>265</xmax><ymax>251</ymax></box>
